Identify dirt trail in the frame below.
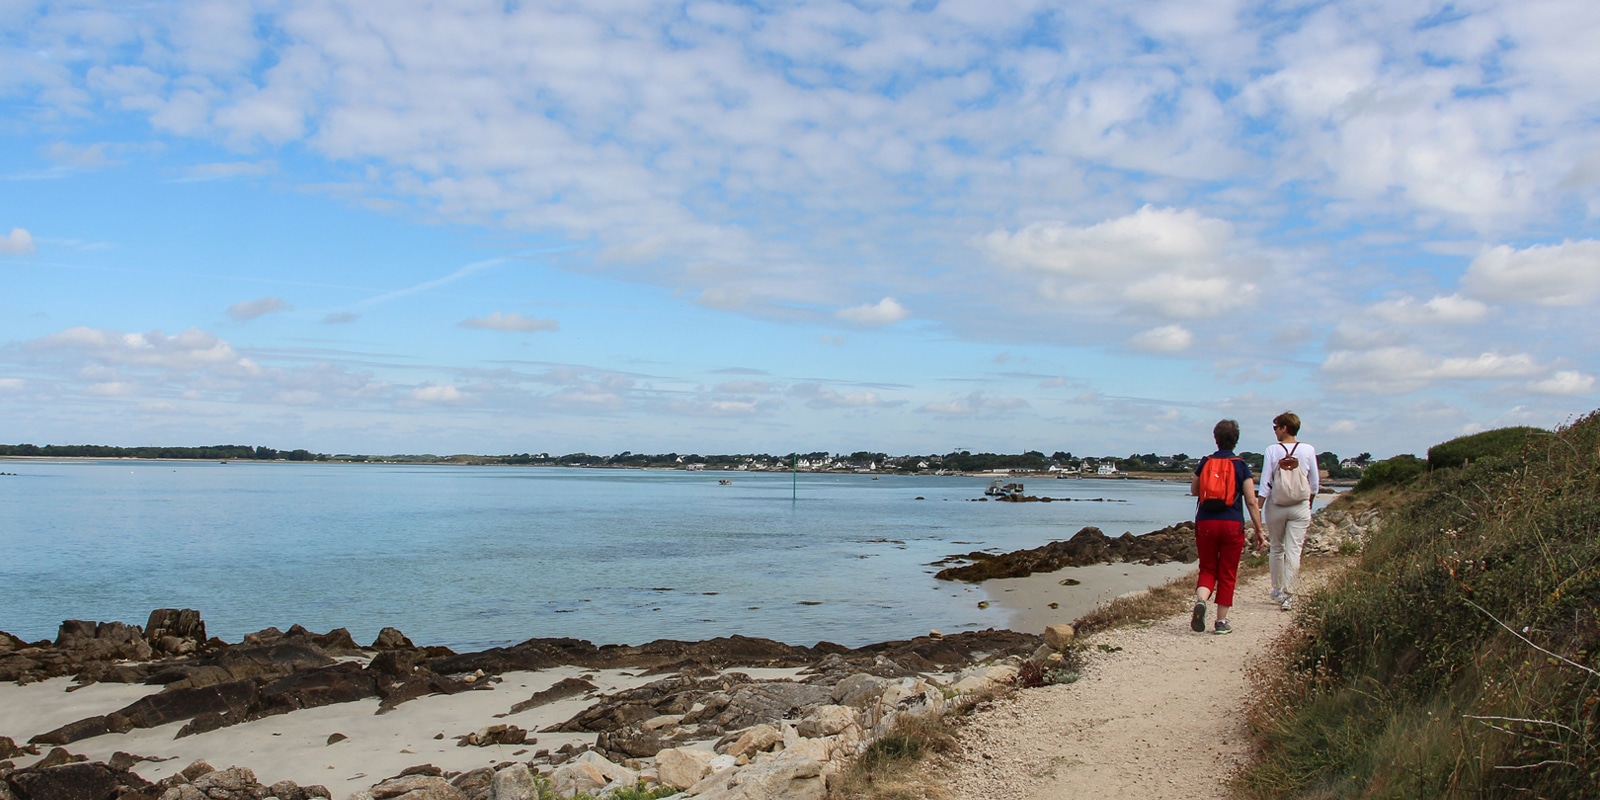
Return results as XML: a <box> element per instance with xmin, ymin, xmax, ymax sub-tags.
<box><xmin>938</xmin><ymin>571</ymin><xmax>1290</xmax><ymax>800</ymax></box>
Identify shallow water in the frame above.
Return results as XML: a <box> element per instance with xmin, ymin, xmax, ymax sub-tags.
<box><xmin>0</xmin><ymin>460</ymin><xmax>1198</xmax><ymax>649</ymax></box>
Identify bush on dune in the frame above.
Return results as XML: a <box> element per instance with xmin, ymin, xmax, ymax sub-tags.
<box><xmin>1238</xmin><ymin>414</ymin><xmax>1600</xmax><ymax>798</ymax></box>
<box><xmin>1426</xmin><ymin>426</ymin><xmax>1549</xmax><ymax>471</ymax></box>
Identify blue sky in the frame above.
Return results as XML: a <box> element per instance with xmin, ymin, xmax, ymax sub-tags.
<box><xmin>3</xmin><ymin>0</ymin><xmax>1599</xmax><ymax>458</ymax></box>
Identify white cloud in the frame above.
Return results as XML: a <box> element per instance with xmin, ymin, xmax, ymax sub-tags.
<box><xmin>1368</xmin><ymin>294</ymin><xmax>1490</xmax><ymax>325</ymax></box>
<box><xmin>1128</xmin><ymin>324</ymin><xmax>1194</xmax><ymax>353</ymax></box>
<box><xmin>715</xmin><ymin>380</ymin><xmax>771</xmax><ymax>394</ymax></box>
<box><xmin>1322</xmin><ymin>346</ymin><xmax>1544</xmax><ymax>394</ymax></box>
<box><xmin>228</xmin><ymin>296</ymin><xmax>292</xmax><ymax>321</ymax></box>
<box><xmin>0</xmin><ymin>378</ymin><xmax>23</xmax><ymax>393</ymax></box>
<box><xmin>835</xmin><ymin>297</ymin><xmax>910</xmax><ymax>325</ymax></box>
<box><xmin>1528</xmin><ymin>370</ymin><xmax>1595</xmax><ymax>395</ymax></box>
<box><xmin>1463</xmin><ymin>240</ymin><xmax>1600</xmax><ymax>306</ymax></box>
<box><xmin>411</xmin><ymin>385</ymin><xmax>464</xmax><ymax>403</ymax></box>
<box><xmin>1</xmin><ymin>228</ymin><xmax>35</xmax><ymax>254</ymax></box>
<box><xmin>458</xmin><ymin>312</ymin><xmax>559</xmax><ymax>332</ymax></box>
<box><xmin>984</xmin><ymin>207</ymin><xmax>1261</xmax><ymax>319</ymax></box>
<box><xmin>917</xmin><ymin>391</ymin><xmax>1028</xmax><ymax>415</ymax></box>
<box><xmin>789</xmin><ymin>382</ymin><xmax>900</xmax><ymax>410</ymax></box>
<box><xmin>31</xmin><ymin>326</ymin><xmax>259</xmax><ymax>374</ymax></box>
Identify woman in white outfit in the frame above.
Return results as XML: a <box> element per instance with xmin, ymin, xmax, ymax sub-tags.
<box><xmin>1258</xmin><ymin>412</ymin><xmax>1319</xmax><ymax>610</ymax></box>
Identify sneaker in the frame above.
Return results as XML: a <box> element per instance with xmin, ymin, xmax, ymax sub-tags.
<box><xmin>1280</xmin><ymin>596</ymin><xmax>1294</xmax><ymax>612</ymax></box>
<box><xmin>1270</xmin><ymin>588</ymin><xmax>1286</xmax><ymax>603</ymax></box>
<box><xmin>1214</xmin><ymin>620</ymin><xmax>1233</xmax><ymax>635</ymax></box>
<box><xmin>1191</xmin><ymin>601</ymin><xmax>1207</xmax><ymax>632</ymax></box>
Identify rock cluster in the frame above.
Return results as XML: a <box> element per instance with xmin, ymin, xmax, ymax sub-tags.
<box><xmin>0</xmin><ymin>756</ymin><xmax>329</xmax><ymax>800</ymax></box>
<box><xmin>932</xmin><ymin>523</ymin><xmax>1198</xmax><ymax>581</ymax></box>
<box><xmin>1304</xmin><ymin>506</ymin><xmax>1383</xmax><ymax>555</ymax></box>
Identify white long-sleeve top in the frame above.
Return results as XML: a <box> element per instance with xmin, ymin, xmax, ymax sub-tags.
<box><xmin>1258</xmin><ymin>440</ymin><xmax>1320</xmax><ymax>502</ymax></box>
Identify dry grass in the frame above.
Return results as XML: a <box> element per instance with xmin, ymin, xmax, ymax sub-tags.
<box><xmin>828</xmin><ymin>712</ymin><xmax>961</xmax><ymax>800</ymax></box>
<box><xmin>1069</xmin><ymin>548</ymin><xmax>1282</xmax><ymax>636</ymax></box>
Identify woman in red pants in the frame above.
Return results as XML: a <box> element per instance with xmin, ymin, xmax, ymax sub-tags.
<box><xmin>1189</xmin><ymin>419</ymin><xmax>1265</xmax><ymax>634</ymax></box>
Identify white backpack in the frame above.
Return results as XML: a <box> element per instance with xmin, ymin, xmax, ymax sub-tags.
<box><xmin>1272</xmin><ymin>443</ymin><xmax>1312</xmax><ymax>506</ymax></box>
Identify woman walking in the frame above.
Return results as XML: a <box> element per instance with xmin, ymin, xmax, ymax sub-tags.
<box><xmin>1190</xmin><ymin>419</ymin><xmax>1265</xmax><ymax>634</ymax></box>
<box><xmin>1258</xmin><ymin>412</ymin><xmax>1320</xmax><ymax>611</ymax></box>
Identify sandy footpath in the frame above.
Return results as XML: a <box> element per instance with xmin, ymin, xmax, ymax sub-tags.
<box><xmin>0</xmin><ymin>664</ymin><xmax>801</xmax><ymax>789</ymax></box>
<box><xmin>940</xmin><ymin>570</ymin><xmax>1289</xmax><ymax>800</ymax></box>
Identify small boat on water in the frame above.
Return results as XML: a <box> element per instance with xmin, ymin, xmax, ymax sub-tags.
<box><xmin>718</xmin><ymin>479</ymin><xmax>732</xmax><ymax>485</ymax></box>
<box><xmin>985</xmin><ymin>479</ymin><xmax>1024</xmax><ymax>497</ymax></box>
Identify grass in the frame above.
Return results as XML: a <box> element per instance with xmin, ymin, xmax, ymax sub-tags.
<box><xmin>1234</xmin><ymin>413</ymin><xmax>1600</xmax><ymax>798</ymax></box>
<box><xmin>828</xmin><ymin>712</ymin><xmax>962</xmax><ymax>800</ymax></box>
<box><xmin>1071</xmin><ymin>549</ymin><xmax>1269</xmax><ymax>636</ymax></box>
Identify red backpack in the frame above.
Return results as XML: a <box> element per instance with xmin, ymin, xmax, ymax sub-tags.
<box><xmin>1197</xmin><ymin>456</ymin><xmax>1238</xmax><ymax>513</ymax></box>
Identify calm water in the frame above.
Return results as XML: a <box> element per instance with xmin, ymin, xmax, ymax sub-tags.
<box><xmin>0</xmin><ymin>460</ymin><xmax>1198</xmax><ymax>650</ymax></box>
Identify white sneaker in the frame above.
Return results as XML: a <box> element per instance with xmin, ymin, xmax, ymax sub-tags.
<box><xmin>1270</xmin><ymin>588</ymin><xmax>1286</xmax><ymax>603</ymax></box>
<box><xmin>1280</xmin><ymin>596</ymin><xmax>1294</xmax><ymax>612</ymax></box>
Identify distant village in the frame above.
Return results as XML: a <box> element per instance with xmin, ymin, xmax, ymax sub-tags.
<box><xmin>0</xmin><ymin>443</ymin><xmax>1376</xmax><ymax>479</ymax></box>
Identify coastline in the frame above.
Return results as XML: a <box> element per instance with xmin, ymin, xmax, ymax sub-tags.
<box><xmin>981</xmin><ymin>561</ymin><xmax>1199</xmax><ymax>634</ymax></box>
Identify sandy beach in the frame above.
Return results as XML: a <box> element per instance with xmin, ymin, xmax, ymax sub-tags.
<box><xmin>981</xmin><ymin>561</ymin><xmax>1198</xmax><ymax>634</ymax></box>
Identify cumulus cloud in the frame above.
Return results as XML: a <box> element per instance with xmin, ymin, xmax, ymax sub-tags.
<box><xmin>917</xmin><ymin>391</ymin><xmax>1028</xmax><ymax>415</ymax></box>
<box><xmin>1528</xmin><ymin>370</ymin><xmax>1595</xmax><ymax>395</ymax></box>
<box><xmin>1128</xmin><ymin>324</ymin><xmax>1194</xmax><ymax>352</ymax></box>
<box><xmin>459</xmin><ymin>312</ymin><xmax>559</xmax><ymax>332</ymax></box>
<box><xmin>835</xmin><ymin>297</ymin><xmax>909</xmax><ymax>325</ymax></box>
<box><xmin>1322</xmin><ymin>347</ymin><xmax>1544</xmax><ymax>393</ymax></box>
<box><xmin>984</xmin><ymin>207</ymin><xmax>1261</xmax><ymax>319</ymax></box>
<box><xmin>1</xmin><ymin>228</ymin><xmax>35</xmax><ymax>254</ymax></box>
<box><xmin>1368</xmin><ymin>294</ymin><xmax>1490</xmax><ymax>325</ymax></box>
<box><xmin>31</xmin><ymin>326</ymin><xmax>259</xmax><ymax>374</ymax></box>
<box><xmin>1463</xmin><ymin>240</ymin><xmax>1600</xmax><ymax>306</ymax></box>
<box><xmin>227</xmin><ymin>296</ymin><xmax>292</xmax><ymax>321</ymax></box>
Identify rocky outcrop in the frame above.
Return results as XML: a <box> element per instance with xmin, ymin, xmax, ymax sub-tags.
<box><xmin>1304</xmin><ymin>505</ymin><xmax>1383</xmax><ymax>555</ymax></box>
<box><xmin>0</xmin><ymin>609</ymin><xmax>213</xmax><ymax>685</ymax></box>
<box><xmin>933</xmin><ymin>523</ymin><xmax>1197</xmax><ymax>581</ymax></box>
<box><xmin>0</xmin><ymin>757</ymin><xmax>330</xmax><ymax>800</ymax></box>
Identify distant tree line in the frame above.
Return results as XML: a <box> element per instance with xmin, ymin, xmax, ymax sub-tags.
<box><xmin>0</xmin><ymin>443</ymin><xmax>1374</xmax><ymax>476</ymax></box>
<box><xmin>0</xmin><ymin>444</ymin><xmax>322</xmax><ymax>461</ymax></box>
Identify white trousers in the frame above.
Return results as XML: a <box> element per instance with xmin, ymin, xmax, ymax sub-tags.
<box><xmin>1265</xmin><ymin>500</ymin><xmax>1312</xmax><ymax>595</ymax></box>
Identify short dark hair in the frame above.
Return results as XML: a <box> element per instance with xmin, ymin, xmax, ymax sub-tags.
<box><xmin>1213</xmin><ymin>419</ymin><xmax>1240</xmax><ymax>451</ymax></box>
<box><xmin>1273</xmin><ymin>411</ymin><xmax>1301</xmax><ymax>436</ymax></box>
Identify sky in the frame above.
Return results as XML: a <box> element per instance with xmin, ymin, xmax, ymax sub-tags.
<box><xmin>2</xmin><ymin>0</ymin><xmax>1599</xmax><ymax>459</ymax></box>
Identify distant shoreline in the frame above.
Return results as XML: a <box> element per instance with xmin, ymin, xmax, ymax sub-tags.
<box><xmin>0</xmin><ymin>456</ymin><xmax>1359</xmax><ymax>486</ymax></box>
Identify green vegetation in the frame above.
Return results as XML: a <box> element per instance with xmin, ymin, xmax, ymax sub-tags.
<box><xmin>525</xmin><ymin>774</ymin><xmax>678</xmax><ymax>800</ymax></box>
<box><xmin>1351</xmin><ymin>453</ymin><xmax>1427</xmax><ymax>493</ymax></box>
<box><xmin>1427</xmin><ymin>426</ymin><xmax>1548</xmax><ymax>470</ymax></box>
<box><xmin>0</xmin><ymin>443</ymin><xmax>322</xmax><ymax>461</ymax></box>
<box><xmin>1237</xmin><ymin>416</ymin><xmax>1600</xmax><ymax>798</ymax></box>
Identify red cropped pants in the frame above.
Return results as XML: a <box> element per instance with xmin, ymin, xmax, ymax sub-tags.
<box><xmin>1195</xmin><ymin>519</ymin><xmax>1245</xmax><ymax>607</ymax></box>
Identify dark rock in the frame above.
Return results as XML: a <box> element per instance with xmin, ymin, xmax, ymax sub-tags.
<box><xmin>508</xmin><ymin>677</ymin><xmax>596</xmax><ymax>714</ymax></box>
<box><xmin>0</xmin><ymin>737</ymin><xmax>36</xmax><ymax>760</ymax></box>
<box><xmin>368</xmin><ymin>649</ymin><xmax>420</xmax><ymax>678</ymax></box>
<box><xmin>29</xmin><ymin>717</ymin><xmax>110</xmax><ymax>747</ymax></box>
<box><xmin>143</xmin><ymin>610</ymin><xmax>206</xmax><ymax>651</ymax></box>
<box><xmin>549</xmin><ymin>674</ymin><xmax>745</xmax><ymax>733</ymax></box>
<box><xmin>259</xmin><ymin>662</ymin><xmax>376</xmax><ymax>714</ymax></box>
<box><xmin>0</xmin><ymin>631</ymin><xmax>27</xmax><ymax>654</ymax></box>
<box><xmin>6</xmin><ymin>761</ymin><xmax>123</xmax><ymax>800</ymax></box>
<box><xmin>327</xmin><ymin>733</ymin><xmax>348</xmax><ymax>745</ymax></box>
<box><xmin>399</xmin><ymin>765</ymin><xmax>444</xmax><ymax>778</ymax></box>
<box><xmin>934</xmin><ymin>522</ymin><xmax>1197</xmax><ymax>581</ymax></box>
<box><xmin>119</xmin><ymin>678</ymin><xmax>258</xmax><ymax>730</ymax></box>
<box><xmin>372</xmin><ymin>628</ymin><xmax>415</xmax><ymax>650</ymax></box>
<box><xmin>31</xmin><ymin>749</ymin><xmax>85</xmax><ymax>770</ymax></box>
<box><xmin>454</xmin><ymin>725</ymin><xmax>529</xmax><ymax>747</ymax></box>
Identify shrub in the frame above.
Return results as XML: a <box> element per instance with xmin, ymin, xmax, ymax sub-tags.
<box><xmin>1236</xmin><ymin>409</ymin><xmax>1600</xmax><ymax>798</ymax></box>
<box><xmin>1351</xmin><ymin>454</ymin><xmax>1426</xmax><ymax>493</ymax></box>
<box><xmin>1426</xmin><ymin>426</ymin><xmax>1547</xmax><ymax>471</ymax></box>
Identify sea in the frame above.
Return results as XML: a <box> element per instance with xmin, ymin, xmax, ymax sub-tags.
<box><xmin>0</xmin><ymin>460</ymin><xmax>1201</xmax><ymax>651</ymax></box>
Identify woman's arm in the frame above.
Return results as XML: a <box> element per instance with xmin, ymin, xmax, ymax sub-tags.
<box><xmin>1243</xmin><ymin>477</ymin><xmax>1265</xmax><ymax>546</ymax></box>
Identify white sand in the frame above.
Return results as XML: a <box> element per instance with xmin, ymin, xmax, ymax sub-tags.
<box><xmin>980</xmin><ymin>561</ymin><xmax>1199</xmax><ymax>635</ymax></box>
<box><xmin>0</xmin><ymin>665</ymin><xmax>801</xmax><ymax>788</ymax></box>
